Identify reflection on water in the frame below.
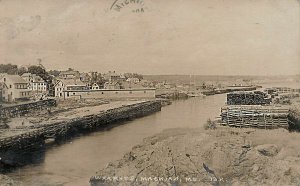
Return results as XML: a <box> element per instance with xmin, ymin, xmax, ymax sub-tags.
<box><xmin>7</xmin><ymin>95</ymin><xmax>226</xmax><ymax>186</ymax></box>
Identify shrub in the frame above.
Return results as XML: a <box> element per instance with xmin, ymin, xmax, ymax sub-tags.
<box><xmin>204</xmin><ymin>118</ymin><xmax>217</xmax><ymax>130</ymax></box>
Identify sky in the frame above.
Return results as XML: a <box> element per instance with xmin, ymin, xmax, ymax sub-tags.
<box><xmin>0</xmin><ymin>0</ymin><xmax>299</xmax><ymax>76</ymax></box>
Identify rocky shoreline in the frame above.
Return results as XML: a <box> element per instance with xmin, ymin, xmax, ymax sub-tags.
<box><xmin>90</xmin><ymin>127</ymin><xmax>300</xmax><ymax>186</ymax></box>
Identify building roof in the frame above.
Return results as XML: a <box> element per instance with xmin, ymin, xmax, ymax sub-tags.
<box><xmin>21</xmin><ymin>73</ymin><xmax>31</xmax><ymax>77</ymax></box>
<box><xmin>32</xmin><ymin>74</ymin><xmax>45</xmax><ymax>83</ymax></box>
<box><xmin>0</xmin><ymin>73</ymin><xmax>7</xmax><ymax>79</ymax></box>
<box><xmin>21</xmin><ymin>73</ymin><xmax>46</xmax><ymax>83</ymax></box>
<box><xmin>104</xmin><ymin>81</ymin><xmax>120</xmax><ymax>85</ymax></box>
<box><xmin>56</xmin><ymin>78</ymin><xmax>86</xmax><ymax>86</ymax></box>
<box><xmin>2</xmin><ymin>75</ymin><xmax>27</xmax><ymax>84</ymax></box>
<box><xmin>0</xmin><ymin>82</ymin><xmax>8</xmax><ymax>89</ymax></box>
<box><xmin>126</xmin><ymin>77</ymin><xmax>140</xmax><ymax>81</ymax></box>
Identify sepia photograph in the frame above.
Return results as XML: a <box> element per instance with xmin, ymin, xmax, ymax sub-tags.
<box><xmin>0</xmin><ymin>0</ymin><xmax>300</xmax><ymax>185</ymax></box>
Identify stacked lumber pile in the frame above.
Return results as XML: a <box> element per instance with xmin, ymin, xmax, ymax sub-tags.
<box><xmin>227</xmin><ymin>91</ymin><xmax>271</xmax><ymax>105</ymax></box>
<box><xmin>221</xmin><ymin>105</ymin><xmax>289</xmax><ymax>129</ymax></box>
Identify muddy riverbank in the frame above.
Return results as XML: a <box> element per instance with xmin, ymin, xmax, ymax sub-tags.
<box><xmin>90</xmin><ymin>126</ymin><xmax>300</xmax><ymax>186</ymax></box>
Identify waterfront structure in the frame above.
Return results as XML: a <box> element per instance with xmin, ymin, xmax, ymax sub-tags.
<box><xmin>62</xmin><ymin>88</ymin><xmax>156</xmax><ymax>100</ymax></box>
<box><xmin>54</xmin><ymin>79</ymin><xmax>87</xmax><ymax>98</ymax></box>
<box><xmin>0</xmin><ymin>75</ymin><xmax>31</xmax><ymax>102</ymax></box>
<box><xmin>21</xmin><ymin>73</ymin><xmax>47</xmax><ymax>93</ymax></box>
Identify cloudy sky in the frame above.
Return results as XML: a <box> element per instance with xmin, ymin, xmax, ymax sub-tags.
<box><xmin>0</xmin><ymin>0</ymin><xmax>299</xmax><ymax>75</ymax></box>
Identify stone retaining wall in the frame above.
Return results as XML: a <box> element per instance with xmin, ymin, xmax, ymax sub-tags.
<box><xmin>0</xmin><ymin>99</ymin><xmax>56</xmax><ymax>118</ymax></box>
<box><xmin>0</xmin><ymin>100</ymin><xmax>161</xmax><ymax>169</ymax></box>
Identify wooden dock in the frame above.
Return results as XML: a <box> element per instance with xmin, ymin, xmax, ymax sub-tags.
<box><xmin>221</xmin><ymin>105</ymin><xmax>289</xmax><ymax>129</ymax></box>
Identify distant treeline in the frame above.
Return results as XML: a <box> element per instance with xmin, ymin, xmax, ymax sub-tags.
<box><xmin>0</xmin><ymin>64</ymin><xmax>27</xmax><ymax>75</ymax></box>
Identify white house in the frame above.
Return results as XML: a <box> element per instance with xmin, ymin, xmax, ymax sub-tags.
<box><xmin>21</xmin><ymin>73</ymin><xmax>47</xmax><ymax>93</ymax></box>
<box><xmin>0</xmin><ymin>75</ymin><xmax>32</xmax><ymax>102</ymax></box>
<box><xmin>54</xmin><ymin>79</ymin><xmax>87</xmax><ymax>98</ymax></box>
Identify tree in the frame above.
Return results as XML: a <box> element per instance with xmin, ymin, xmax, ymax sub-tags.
<box><xmin>18</xmin><ymin>66</ymin><xmax>28</xmax><ymax>75</ymax></box>
<box><xmin>48</xmin><ymin>70</ymin><xmax>60</xmax><ymax>77</ymax></box>
<box><xmin>0</xmin><ymin>64</ymin><xmax>18</xmax><ymax>74</ymax></box>
<box><xmin>28</xmin><ymin>65</ymin><xmax>53</xmax><ymax>92</ymax></box>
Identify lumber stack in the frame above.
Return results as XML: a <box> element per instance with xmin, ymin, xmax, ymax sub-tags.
<box><xmin>227</xmin><ymin>91</ymin><xmax>271</xmax><ymax>105</ymax></box>
<box><xmin>221</xmin><ymin>105</ymin><xmax>289</xmax><ymax>129</ymax></box>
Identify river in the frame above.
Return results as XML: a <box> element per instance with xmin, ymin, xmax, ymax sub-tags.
<box><xmin>6</xmin><ymin>94</ymin><xmax>226</xmax><ymax>186</ymax></box>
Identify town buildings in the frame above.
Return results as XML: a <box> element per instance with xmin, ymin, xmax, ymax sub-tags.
<box><xmin>54</xmin><ymin>79</ymin><xmax>87</xmax><ymax>98</ymax></box>
<box><xmin>0</xmin><ymin>74</ymin><xmax>31</xmax><ymax>102</ymax></box>
<box><xmin>103</xmin><ymin>71</ymin><xmax>122</xmax><ymax>82</ymax></box>
<box><xmin>21</xmin><ymin>73</ymin><xmax>47</xmax><ymax>93</ymax></box>
<box><xmin>126</xmin><ymin>77</ymin><xmax>140</xmax><ymax>83</ymax></box>
<box><xmin>104</xmin><ymin>81</ymin><xmax>121</xmax><ymax>90</ymax></box>
<box><xmin>58</xmin><ymin>70</ymin><xmax>80</xmax><ymax>79</ymax></box>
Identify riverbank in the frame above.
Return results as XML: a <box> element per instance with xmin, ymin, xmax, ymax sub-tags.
<box><xmin>0</xmin><ymin>100</ymin><xmax>162</xmax><ymax>170</ymax></box>
<box><xmin>0</xmin><ymin>174</ymin><xmax>22</xmax><ymax>186</ymax></box>
<box><xmin>90</xmin><ymin>126</ymin><xmax>300</xmax><ymax>186</ymax></box>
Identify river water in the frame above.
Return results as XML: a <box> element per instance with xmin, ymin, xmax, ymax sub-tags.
<box><xmin>7</xmin><ymin>94</ymin><xmax>226</xmax><ymax>186</ymax></box>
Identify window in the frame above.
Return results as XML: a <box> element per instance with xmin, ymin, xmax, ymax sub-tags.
<box><xmin>73</xmin><ymin>93</ymin><xmax>75</xmax><ymax>95</ymax></box>
<box><xmin>9</xmin><ymin>85</ymin><xmax>12</xmax><ymax>88</ymax></box>
<box><xmin>129</xmin><ymin>91</ymin><xmax>132</xmax><ymax>94</ymax></box>
<box><xmin>144</xmin><ymin>91</ymin><xmax>146</xmax><ymax>93</ymax></box>
<box><xmin>101</xmin><ymin>92</ymin><xmax>104</xmax><ymax>94</ymax></box>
